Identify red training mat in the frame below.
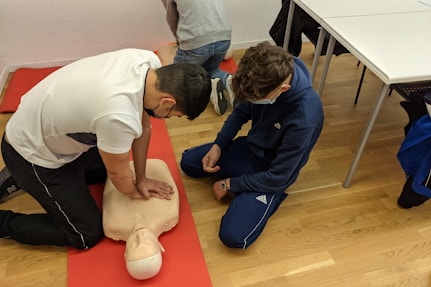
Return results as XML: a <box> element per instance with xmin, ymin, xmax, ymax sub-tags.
<box><xmin>219</xmin><ymin>57</ymin><xmax>237</xmax><ymax>74</ymax></box>
<box><xmin>0</xmin><ymin>59</ymin><xmax>237</xmax><ymax>114</ymax></box>
<box><xmin>68</xmin><ymin>118</ymin><xmax>212</xmax><ymax>287</ymax></box>
<box><xmin>0</xmin><ymin>67</ymin><xmax>61</xmax><ymax>113</ymax></box>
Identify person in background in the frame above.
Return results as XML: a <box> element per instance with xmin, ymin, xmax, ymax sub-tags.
<box><xmin>0</xmin><ymin>48</ymin><xmax>211</xmax><ymax>249</ymax></box>
<box><xmin>160</xmin><ymin>0</ymin><xmax>234</xmax><ymax>115</ymax></box>
<box><xmin>397</xmin><ymin>93</ymin><xmax>431</xmax><ymax>209</ymax></box>
<box><xmin>180</xmin><ymin>41</ymin><xmax>324</xmax><ymax>249</ymax></box>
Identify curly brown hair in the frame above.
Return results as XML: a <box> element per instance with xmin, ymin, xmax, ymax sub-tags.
<box><xmin>231</xmin><ymin>41</ymin><xmax>294</xmax><ymax>102</ymax></box>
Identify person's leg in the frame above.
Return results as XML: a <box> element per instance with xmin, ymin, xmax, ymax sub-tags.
<box><xmin>181</xmin><ymin>136</ymin><xmax>286</xmax><ymax>248</ymax></box>
<box><xmin>82</xmin><ymin>147</ymin><xmax>107</xmax><ymax>185</ymax></box>
<box><xmin>219</xmin><ymin>190</ymin><xmax>288</xmax><ymax>249</ymax></box>
<box><xmin>180</xmin><ymin>143</ymin><xmax>213</xmax><ymax>178</ymax></box>
<box><xmin>201</xmin><ymin>40</ymin><xmax>230</xmax><ymax>85</ymax></box>
<box><xmin>398</xmin><ymin>175</ymin><xmax>429</xmax><ymax>208</ymax></box>
<box><xmin>174</xmin><ymin>43</ymin><xmax>230</xmax><ymax>115</ymax></box>
<box><xmin>202</xmin><ymin>41</ymin><xmax>237</xmax><ymax>109</ymax></box>
<box><xmin>1</xmin><ymin>140</ymin><xmax>104</xmax><ymax>249</ymax></box>
<box><xmin>180</xmin><ymin>137</ymin><xmax>256</xmax><ymax>178</ymax></box>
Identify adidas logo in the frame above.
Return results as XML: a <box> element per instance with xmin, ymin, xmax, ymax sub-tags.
<box><xmin>256</xmin><ymin>195</ymin><xmax>267</xmax><ymax>204</ymax></box>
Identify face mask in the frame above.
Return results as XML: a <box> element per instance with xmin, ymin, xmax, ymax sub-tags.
<box><xmin>144</xmin><ymin>103</ymin><xmax>175</xmax><ymax>119</ymax></box>
<box><xmin>250</xmin><ymin>88</ymin><xmax>283</xmax><ymax>105</ymax></box>
<box><xmin>144</xmin><ymin>107</ymin><xmax>157</xmax><ymax>118</ymax></box>
<box><xmin>250</xmin><ymin>98</ymin><xmax>277</xmax><ymax>105</ymax></box>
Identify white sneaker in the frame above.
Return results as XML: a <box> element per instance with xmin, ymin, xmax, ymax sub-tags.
<box><xmin>210</xmin><ymin>78</ymin><xmax>228</xmax><ymax>115</ymax></box>
<box><xmin>225</xmin><ymin>74</ymin><xmax>238</xmax><ymax>108</ymax></box>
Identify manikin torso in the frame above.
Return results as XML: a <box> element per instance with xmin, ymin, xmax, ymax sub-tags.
<box><xmin>102</xmin><ymin>159</ymin><xmax>179</xmax><ymax>280</ymax></box>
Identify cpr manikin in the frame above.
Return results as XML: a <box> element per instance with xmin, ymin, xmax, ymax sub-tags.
<box><xmin>102</xmin><ymin>159</ymin><xmax>179</xmax><ymax>280</ymax></box>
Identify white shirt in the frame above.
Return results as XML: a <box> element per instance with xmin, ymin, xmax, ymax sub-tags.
<box><xmin>6</xmin><ymin>48</ymin><xmax>161</xmax><ymax>168</ymax></box>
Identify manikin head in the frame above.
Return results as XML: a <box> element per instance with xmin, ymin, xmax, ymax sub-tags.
<box><xmin>125</xmin><ymin>224</ymin><xmax>165</xmax><ymax>280</ymax></box>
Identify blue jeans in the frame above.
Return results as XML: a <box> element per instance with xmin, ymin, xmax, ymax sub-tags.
<box><xmin>174</xmin><ymin>40</ymin><xmax>231</xmax><ymax>85</ymax></box>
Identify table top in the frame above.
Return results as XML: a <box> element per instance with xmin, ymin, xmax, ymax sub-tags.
<box><xmin>321</xmin><ymin>11</ymin><xmax>431</xmax><ymax>84</ymax></box>
<box><xmin>295</xmin><ymin>0</ymin><xmax>431</xmax><ymax>22</ymax></box>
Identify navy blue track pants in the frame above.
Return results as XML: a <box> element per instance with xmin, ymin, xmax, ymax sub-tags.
<box><xmin>180</xmin><ymin>137</ymin><xmax>287</xmax><ymax>249</ymax></box>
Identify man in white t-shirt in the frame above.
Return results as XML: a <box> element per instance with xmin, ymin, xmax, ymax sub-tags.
<box><xmin>0</xmin><ymin>48</ymin><xmax>211</xmax><ymax>249</ymax></box>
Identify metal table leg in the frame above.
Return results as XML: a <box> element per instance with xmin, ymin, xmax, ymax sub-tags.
<box><xmin>343</xmin><ymin>83</ymin><xmax>390</xmax><ymax>187</ymax></box>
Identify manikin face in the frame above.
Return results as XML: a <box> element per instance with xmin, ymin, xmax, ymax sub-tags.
<box><xmin>125</xmin><ymin>224</ymin><xmax>163</xmax><ymax>280</ymax></box>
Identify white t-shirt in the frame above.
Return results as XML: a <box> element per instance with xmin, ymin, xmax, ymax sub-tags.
<box><xmin>6</xmin><ymin>48</ymin><xmax>161</xmax><ymax>168</ymax></box>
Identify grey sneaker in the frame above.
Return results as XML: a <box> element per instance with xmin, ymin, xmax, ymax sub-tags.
<box><xmin>210</xmin><ymin>78</ymin><xmax>228</xmax><ymax>115</ymax></box>
<box><xmin>0</xmin><ymin>167</ymin><xmax>22</xmax><ymax>201</ymax></box>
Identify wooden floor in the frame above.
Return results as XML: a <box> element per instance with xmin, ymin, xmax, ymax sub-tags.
<box><xmin>1</xmin><ymin>42</ymin><xmax>430</xmax><ymax>286</ymax></box>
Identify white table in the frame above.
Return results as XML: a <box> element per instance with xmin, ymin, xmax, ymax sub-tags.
<box><xmin>283</xmin><ymin>0</ymin><xmax>431</xmax><ymax>92</ymax></box>
<box><xmin>282</xmin><ymin>2</ymin><xmax>431</xmax><ymax>187</ymax></box>
<box><xmin>321</xmin><ymin>12</ymin><xmax>431</xmax><ymax>187</ymax></box>
<box><xmin>296</xmin><ymin>0</ymin><xmax>430</xmax><ymax>19</ymax></box>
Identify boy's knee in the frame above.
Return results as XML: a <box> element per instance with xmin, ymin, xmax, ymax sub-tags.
<box><xmin>179</xmin><ymin>156</ymin><xmax>193</xmax><ymax>176</ymax></box>
<box><xmin>180</xmin><ymin>151</ymin><xmax>207</xmax><ymax>178</ymax></box>
<box><xmin>219</xmin><ymin>224</ymin><xmax>253</xmax><ymax>249</ymax></box>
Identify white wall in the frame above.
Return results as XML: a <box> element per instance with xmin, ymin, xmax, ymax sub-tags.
<box><xmin>0</xmin><ymin>0</ymin><xmax>281</xmax><ymax>76</ymax></box>
<box><xmin>0</xmin><ymin>50</ymin><xmax>5</xmax><ymax>93</ymax></box>
<box><xmin>0</xmin><ymin>0</ymin><xmax>174</xmax><ymax>69</ymax></box>
<box><xmin>225</xmin><ymin>0</ymin><xmax>280</xmax><ymax>48</ymax></box>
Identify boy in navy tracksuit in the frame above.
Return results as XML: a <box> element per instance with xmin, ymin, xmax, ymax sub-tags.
<box><xmin>181</xmin><ymin>41</ymin><xmax>324</xmax><ymax>249</ymax></box>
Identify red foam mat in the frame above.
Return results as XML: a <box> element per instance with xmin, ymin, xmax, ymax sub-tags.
<box><xmin>219</xmin><ymin>57</ymin><xmax>237</xmax><ymax>74</ymax></box>
<box><xmin>0</xmin><ymin>67</ymin><xmax>61</xmax><ymax>113</ymax></box>
<box><xmin>68</xmin><ymin>119</ymin><xmax>212</xmax><ymax>286</ymax></box>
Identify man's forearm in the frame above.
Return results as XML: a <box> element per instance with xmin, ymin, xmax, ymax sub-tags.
<box><xmin>108</xmin><ymin>169</ymin><xmax>137</xmax><ymax>197</ymax></box>
<box><xmin>132</xmin><ymin>125</ymin><xmax>151</xmax><ymax>183</ymax></box>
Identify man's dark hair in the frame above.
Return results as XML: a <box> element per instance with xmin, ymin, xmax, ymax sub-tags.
<box><xmin>155</xmin><ymin>63</ymin><xmax>211</xmax><ymax>120</ymax></box>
